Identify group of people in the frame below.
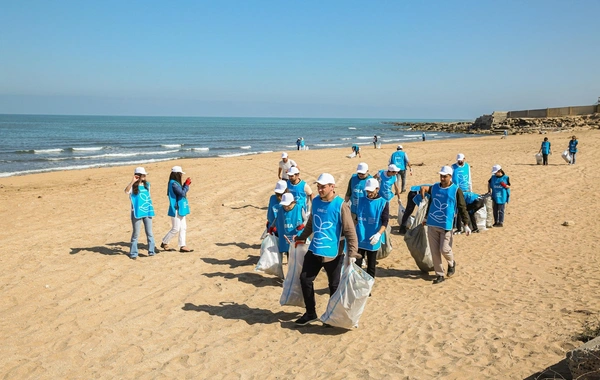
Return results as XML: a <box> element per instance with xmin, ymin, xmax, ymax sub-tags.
<box><xmin>537</xmin><ymin>135</ymin><xmax>578</xmax><ymax>165</ymax></box>
<box><xmin>124</xmin><ymin>165</ymin><xmax>193</xmax><ymax>260</ymax></box>
<box><xmin>295</xmin><ymin>137</ymin><xmax>306</xmax><ymax>150</ymax></box>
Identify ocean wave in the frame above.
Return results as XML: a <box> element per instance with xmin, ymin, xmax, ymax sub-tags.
<box><xmin>356</xmin><ymin>136</ymin><xmax>374</xmax><ymax>140</ymax></box>
<box><xmin>348</xmin><ymin>127</ymin><xmax>357</xmax><ymax>130</ymax></box>
<box><xmin>340</xmin><ymin>137</ymin><xmax>352</xmax><ymax>141</ymax></box>
<box><xmin>34</xmin><ymin>149</ymin><xmax>64</xmax><ymax>154</ymax></box>
<box><xmin>38</xmin><ymin>150</ymin><xmax>181</xmax><ymax>161</ymax></box>
<box><xmin>217</xmin><ymin>150</ymin><xmax>271</xmax><ymax>158</ymax></box>
<box><xmin>314</xmin><ymin>143</ymin><xmax>343</xmax><ymax>147</ymax></box>
<box><xmin>240</xmin><ymin>146</ymin><xmax>251</xmax><ymax>149</ymax></box>
<box><xmin>161</xmin><ymin>144</ymin><xmax>182</xmax><ymax>148</ymax></box>
<box><xmin>71</xmin><ymin>147</ymin><xmax>104</xmax><ymax>151</ymax></box>
<box><xmin>381</xmin><ymin>137</ymin><xmax>416</xmax><ymax>142</ymax></box>
<box><xmin>191</xmin><ymin>147</ymin><xmax>210</xmax><ymax>151</ymax></box>
<box><xmin>403</xmin><ymin>134</ymin><xmax>422</xmax><ymax>137</ymax></box>
<box><xmin>0</xmin><ymin>158</ymin><xmax>175</xmax><ymax>178</ymax></box>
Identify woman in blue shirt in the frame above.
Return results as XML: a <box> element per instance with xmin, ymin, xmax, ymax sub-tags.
<box><xmin>568</xmin><ymin>135</ymin><xmax>578</xmax><ymax>165</ymax></box>
<box><xmin>539</xmin><ymin>137</ymin><xmax>551</xmax><ymax>166</ymax></box>
<box><xmin>488</xmin><ymin>165</ymin><xmax>511</xmax><ymax>227</ymax></box>
<box><xmin>124</xmin><ymin>167</ymin><xmax>156</xmax><ymax>260</ymax></box>
<box><xmin>161</xmin><ymin>166</ymin><xmax>193</xmax><ymax>253</ymax></box>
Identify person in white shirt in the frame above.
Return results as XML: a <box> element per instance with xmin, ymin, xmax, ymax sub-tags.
<box><xmin>278</xmin><ymin>152</ymin><xmax>298</xmax><ymax>180</ymax></box>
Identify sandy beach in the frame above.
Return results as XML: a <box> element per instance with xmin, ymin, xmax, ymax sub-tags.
<box><xmin>1</xmin><ymin>129</ymin><xmax>599</xmax><ymax>379</ymax></box>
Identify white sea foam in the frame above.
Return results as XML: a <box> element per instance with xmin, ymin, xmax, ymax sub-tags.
<box><xmin>340</xmin><ymin>137</ymin><xmax>351</xmax><ymax>140</ymax></box>
<box><xmin>382</xmin><ymin>137</ymin><xmax>416</xmax><ymax>142</ymax></box>
<box><xmin>192</xmin><ymin>147</ymin><xmax>210</xmax><ymax>151</ymax></box>
<box><xmin>348</xmin><ymin>127</ymin><xmax>357</xmax><ymax>130</ymax></box>
<box><xmin>313</xmin><ymin>143</ymin><xmax>343</xmax><ymax>147</ymax></box>
<box><xmin>33</xmin><ymin>149</ymin><xmax>64</xmax><ymax>153</ymax></box>
<box><xmin>240</xmin><ymin>146</ymin><xmax>251</xmax><ymax>149</ymax></box>
<box><xmin>72</xmin><ymin>147</ymin><xmax>104</xmax><ymax>151</ymax></box>
<box><xmin>218</xmin><ymin>152</ymin><xmax>257</xmax><ymax>158</ymax></box>
<box><xmin>356</xmin><ymin>136</ymin><xmax>373</xmax><ymax>140</ymax></box>
<box><xmin>161</xmin><ymin>144</ymin><xmax>181</xmax><ymax>148</ymax></box>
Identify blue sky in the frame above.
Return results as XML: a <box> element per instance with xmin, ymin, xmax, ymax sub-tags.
<box><xmin>1</xmin><ymin>0</ymin><xmax>598</xmax><ymax>119</ymax></box>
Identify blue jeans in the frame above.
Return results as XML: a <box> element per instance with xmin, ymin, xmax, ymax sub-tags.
<box><xmin>130</xmin><ymin>213</ymin><xmax>156</xmax><ymax>257</ymax></box>
<box><xmin>570</xmin><ymin>152</ymin><xmax>576</xmax><ymax>164</ymax></box>
<box><xmin>493</xmin><ymin>203</ymin><xmax>505</xmax><ymax>224</ymax></box>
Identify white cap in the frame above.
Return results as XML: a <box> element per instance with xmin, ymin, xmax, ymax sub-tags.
<box><xmin>281</xmin><ymin>152</ymin><xmax>288</xmax><ymax>158</ymax></box>
<box><xmin>134</xmin><ymin>167</ymin><xmax>148</xmax><ymax>175</ymax></box>
<box><xmin>316</xmin><ymin>173</ymin><xmax>336</xmax><ymax>185</ymax></box>
<box><xmin>364</xmin><ymin>178</ymin><xmax>380</xmax><ymax>192</ymax></box>
<box><xmin>279</xmin><ymin>193</ymin><xmax>295</xmax><ymax>206</ymax></box>
<box><xmin>457</xmin><ymin>153</ymin><xmax>465</xmax><ymax>161</ymax></box>
<box><xmin>287</xmin><ymin>166</ymin><xmax>300</xmax><ymax>176</ymax></box>
<box><xmin>171</xmin><ymin>165</ymin><xmax>185</xmax><ymax>174</ymax></box>
<box><xmin>388</xmin><ymin>164</ymin><xmax>400</xmax><ymax>172</ymax></box>
<box><xmin>356</xmin><ymin>162</ymin><xmax>369</xmax><ymax>174</ymax></box>
<box><xmin>439</xmin><ymin>166</ymin><xmax>453</xmax><ymax>176</ymax></box>
<box><xmin>274</xmin><ymin>180</ymin><xmax>287</xmax><ymax>194</ymax></box>
<box><xmin>491</xmin><ymin>164</ymin><xmax>502</xmax><ymax>174</ymax></box>
<box><xmin>397</xmin><ymin>145</ymin><xmax>403</xmax><ymax>150</ymax></box>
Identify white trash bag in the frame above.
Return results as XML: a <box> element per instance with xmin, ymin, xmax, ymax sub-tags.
<box><xmin>255</xmin><ymin>234</ymin><xmax>283</xmax><ymax>278</ymax></box>
<box><xmin>474</xmin><ymin>206</ymin><xmax>487</xmax><ymax>231</ymax></box>
<box><xmin>320</xmin><ymin>259</ymin><xmax>374</xmax><ymax>329</ymax></box>
<box><xmin>280</xmin><ymin>240</ymin><xmax>309</xmax><ymax>307</ymax></box>
<box><xmin>376</xmin><ymin>224</ymin><xmax>393</xmax><ymax>260</ymax></box>
<box><xmin>562</xmin><ymin>150</ymin><xmax>571</xmax><ymax>163</ymax></box>
<box><xmin>346</xmin><ymin>152</ymin><xmax>357</xmax><ymax>158</ymax></box>
<box><xmin>535</xmin><ymin>153</ymin><xmax>543</xmax><ymax>165</ymax></box>
<box><xmin>397</xmin><ymin>201</ymin><xmax>406</xmax><ymax>227</ymax></box>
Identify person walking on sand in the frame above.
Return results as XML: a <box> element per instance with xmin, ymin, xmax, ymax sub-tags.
<box><xmin>161</xmin><ymin>166</ymin><xmax>193</xmax><ymax>253</ymax></box>
<box><xmin>286</xmin><ymin>166</ymin><xmax>313</xmax><ymax>213</ymax></box>
<box><xmin>355</xmin><ymin>178</ymin><xmax>389</xmax><ymax>280</ymax></box>
<box><xmin>389</xmin><ymin>145</ymin><xmax>412</xmax><ymax>193</ymax></box>
<box><xmin>451</xmin><ymin>153</ymin><xmax>472</xmax><ymax>192</ymax></box>
<box><xmin>266</xmin><ymin>180</ymin><xmax>287</xmax><ymax>233</ymax></box>
<box><xmin>374</xmin><ymin>164</ymin><xmax>401</xmax><ymax>205</ymax></box>
<box><xmin>422</xmin><ymin>132</ymin><xmax>426</xmax><ymax>142</ymax></box>
<box><xmin>293</xmin><ymin>173</ymin><xmax>359</xmax><ymax>325</ymax></box>
<box><xmin>344</xmin><ymin>162</ymin><xmax>372</xmax><ymax>219</ymax></box>
<box><xmin>273</xmin><ymin>193</ymin><xmax>307</xmax><ymax>260</ymax></box>
<box><xmin>423</xmin><ymin>166</ymin><xmax>472</xmax><ymax>284</ymax></box>
<box><xmin>539</xmin><ymin>137</ymin><xmax>551</xmax><ymax>166</ymax></box>
<box><xmin>278</xmin><ymin>152</ymin><xmax>298</xmax><ymax>180</ymax></box>
<box><xmin>124</xmin><ymin>167</ymin><xmax>157</xmax><ymax>260</ymax></box>
<box><xmin>568</xmin><ymin>135</ymin><xmax>578</xmax><ymax>165</ymax></box>
<box><xmin>373</xmin><ymin>135</ymin><xmax>378</xmax><ymax>149</ymax></box>
<box><xmin>488</xmin><ymin>165</ymin><xmax>510</xmax><ymax>227</ymax></box>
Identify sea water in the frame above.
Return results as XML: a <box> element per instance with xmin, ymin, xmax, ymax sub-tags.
<box><xmin>0</xmin><ymin>114</ymin><xmax>474</xmax><ymax>177</ymax></box>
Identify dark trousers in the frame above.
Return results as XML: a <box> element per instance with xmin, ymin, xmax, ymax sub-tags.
<box><xmin>400</xmin><ymin>191</ymin><xmax>417</xmax><ymax>227</ymax></box>
<box><xmin>300</xmin><ymin>250</ymin><xmax>344</xmax><ymax>316</ymax></box>
<box><xmin>570</xmin><ymin>152</ymin><xmax>576</xmax><ymax>164</ymax></box>
<box><xmin>493</xmin><ymin>202</ymin><xmax>505</xmax><ymax>224</ymax></box>
<box><xmin>455</xmin><ymin>199</ymin><xmax>484</xmax><ymax>231</ymax></box>
<box><xmin>396</xmin><ymin>171</ymin><xmax>407</xmax><ymax>193</ymax></box>
<box><xmin>542</xmin><ymin>153</ymin><xmax>548</xmax><ymax>165</ymax></box>
<box><xmin>355</xmin><ymin>248</ymin><xmax>377</xmax><ymax>278</ymax></box>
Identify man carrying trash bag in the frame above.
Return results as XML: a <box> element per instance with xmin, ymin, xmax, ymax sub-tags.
<box><xmin>293</xmin><ymin>173</ymin><xmax>360</xmax><ymax>326</ymax></box>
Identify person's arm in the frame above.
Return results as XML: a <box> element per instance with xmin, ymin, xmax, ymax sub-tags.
<box><xmin>539</xmin><ymin>143</ymin><xmax>543</xmax><ymax>154</ymax></box>
<box><xmin>487</xmin><ymin>178</ymin><xmax>492</xmax><ymax>193</ymax></box>
<box><xmin>297</xmin><ymin>213</ymin><xmax>313</xmax><ymax>241</ymax></box>
<box><xmin>394</xmin><ymin>181</ymin><xmax>401</xmax><ymax>201</ymax></box>
<box><xmin>124</xmin><ymin>175</ymin><xmax>138</xmax><ymax>193</ymax></box>
<box><xmin>405</xmin><ymin>153</ymin><xmax>412</xmax><ymax>170</ymax></box>
<box><xmin>304</xmin><ymin>183</ymin><xmax>313</xmax><ymax>202</ymax></box>
<box><xmin>278</xmin><ymin>166</ymin><xmax>282</xmax><ymax>179</ymax></box>
<box><xmin>171</xmin><ymin>181</ymin><xmax>189</xmax><ymax>198</ymax></box>
<box><xmin>344</xmin><ymin>178</ymin><xmax>352</xmax><ymax>201</ymax></box>
<box><xmin>423</xmin><ymin>186</ymin><xmax>433</xmax><ymax>222</ymax></box>
<box><xmin>340</xmin><ymin>202</ymin><xmax>359</xmax><ymax>258</ymax></box>
<box><xmin>290</xmin><ymin>160</ymin><xmax>298</xmax><ymax>170</ymax></box>
<box><xmin>456</xmin><ymin>189</ymin><xmax>471</xmax><ymax>228</ymax></box>
<box><xmin>379</xmin><ymin>201</ymin><xmax>389</xmax><ymax>231</ymax></box>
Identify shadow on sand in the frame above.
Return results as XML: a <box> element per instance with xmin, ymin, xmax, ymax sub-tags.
<box><xmin>70</xmin><ymin>241</ymin><xmax>131</xmax><ymax>256</ymax></box>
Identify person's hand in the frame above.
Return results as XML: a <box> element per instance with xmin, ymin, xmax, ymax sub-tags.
<box><xmin>266</xmin><ymin>221</ymin><xmax>270</xmax><ymax>228</ymax></box>
<box><xmin>184</xmin><ymin>177</ymin><xmax>192</xmax><ymax>186</ymax></box>
<box><xmin>500</xmin><ymin>182</ymin><xmax>508</xmax><ymax>188</ymax></box>
<box><xmin>268</xmin><ymin>226</ymin><xmax>277</xmax><ymax>235</ymax></box>
<box><xmin>296</xmin><ymin>224</ymin><xmax>305</xmax><ymax>231</ymax></box>
<box><xmin>369</xmin><ymin>232</ymin><xmax>381</xmax><ymax>245</ymax></box>
<box><xmin>464</xmin><ymin>225</ymin><xmax>471</xmax><ymax>236</ymax></box>
<box><xmin>409</xmin><ymin>167</ymin><xmax>413</xmax><ymax>176</ymax></box>
<box><xmin>132</xmin><ymin>175</ymin><xmax>140</xmax><ymax>182</ymax></box>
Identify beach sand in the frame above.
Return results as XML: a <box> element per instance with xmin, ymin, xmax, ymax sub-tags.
<box><xmin>1</xmin><ymin>129</ymin><xmax>599</xmax><ymax>379</ymax></box>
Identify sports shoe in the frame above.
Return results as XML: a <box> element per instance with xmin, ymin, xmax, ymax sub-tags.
<box><xmin>452</xmin><ymin>230</ymin><xmax>462</xmax><ymax>235</ymax></box>
<box><xmin>295</xmin><ymin>313</ymin><xmax>319</xmax><ymax>326</ymax></box>
<box><xmin>496</xmin><ymin>223</ymin><xmax>503</xmax><ymax>227</ymax></box>
<box><xmin>432</xmin><ymin>276</ymin><xmax>445</xmax><ymax>284</ymax></box>
<box><xmin>447</xmin><ymin>262</ymin><xmax>456</xmax><ymax>277</ymax></box>
<box><xmin>129</xmin><ymin>255</ymin><xmax>137</xmax><ymax>260</ymax></box>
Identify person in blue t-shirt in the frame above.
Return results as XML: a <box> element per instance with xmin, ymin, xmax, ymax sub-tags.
<box><xmin>488</xmin><ymin>165</ymin><xmax>511</xmax><ymax>227</ymax></box>
<box><xmin>124</xmin><ymin>167</ymin><xmax>157</xmax><ymax>260</ymax></box>
<box><xmin>344</xmin><ymin>162</ymin><xmax>372</xmax><ymax>219</ymax></box>
<box><xmin>161</xmin><ymin>165</ymin><xmax>193</xmax><ymax>253</ymax></box>
<box><xmin>423</xmin><ymin>166</ymin><xmax>472</xmax><ymax>284</ymax></box>
<box><xmin>568</xmin><ymin>135</ymin><xmax>578</xmax><ymax>165</ymax></box>
<box><xmin>266</xmin><ymin>180</ymin><xmax>288</xmax><ymax>235</ymax></box>
<box><xmin>389</xmin><ymin>145</ymin><xmax>412</xmax><ymax>193</ymax></box>
<box><xmin>538</xmin><ymin>137</ymin><xmax>552</xmax><ymax>166</ymax></box>
<box><xmin>273</xmin><ymin>193</ymin><xmax>306</xmax><ymax>259</ymax></box>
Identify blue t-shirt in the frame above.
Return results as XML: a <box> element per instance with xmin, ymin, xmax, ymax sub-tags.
<box><xmin>541</xmin><ymin>141</ymin><xmax>551</xmax><ymax>155</ymax></box>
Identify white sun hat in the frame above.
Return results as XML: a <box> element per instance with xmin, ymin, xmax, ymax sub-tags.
<box><xmin>134</xmin><ymin>167</ymin><xmax>148</xmax><ymax>175</ymax></box>
<box><xmin>171</xmin><ymin>166</ymin><xmax>185</xmax><ymax>174</ymax></box>
<box><xmin>364</xmin><ymin>178</ymin><xmax>380</xmax><ymax>192</ymax></box>
<box><xmin>274</xmin><ymin>180</ymin><xmax>287</xmax><ymax>194</ymax></box>
<box><xmin>281</xmin><ymin>152</ymin><xmax>288</xmax><ymax>158</ymax></box>
<box><xmin>491</xmin><ymin>164</ymin><xmax>502</xmax><ymax>174</ymax></box>
<box><xmin>356</xmin><ymin>162</ymin><xmax>369</xmax><ymax>174</ymax></box>
<box><xmin>279</xmin><ymin>193</ymin><xmax>295</xmax><ymax>206</ymax></box>
<box><xmin>439</xmin><ymin>166</ymin><xmax>453</xmax><ymax>176</ymax></box>
<box><xmin>316</xmin><ymin>173</ymin><xmax>336</xmax><ymax>185</ymax></box>
<box><xmin>456</xmin><ymin>153</ymin><xmax>465</xmax><ymax>161</ymax></box>
<box><xmin>387</xmin><ymin>164</ymin><xmax>400</xmax><ymax>172</ymax></box>
<box><xmin>287</xmin><ymin>166</ymin><xmax>300</xmax><ymax>176</ymax></box>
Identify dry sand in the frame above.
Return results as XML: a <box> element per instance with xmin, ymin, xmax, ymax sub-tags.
<box><xmin>1</xmin><ymin>129</ymin><xmax>599</xmax><ymax>379</ymax></box>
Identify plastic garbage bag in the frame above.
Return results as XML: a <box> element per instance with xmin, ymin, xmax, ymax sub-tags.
<box><xmin>280</xmin><ymin>240</ymin><xmax>309</xmax><ymax>307</ymax></box>
<box><xmin>346</xmin><ymin>152</ymin><xmax>357</xmax><ymax>158</ymax></box>
<box><xmin>376</xmin><ymin>224</ymin><xmax>393</xmax><ymax>260</ymax></box>
<box><xmin>255</xmin><ymin>234</ymin><xmax>283</xmax><ymax>278</ymax></box>
<box><xmin>535</xmin><ymin>153</ymin><xmax>543</xmax><ymax>165</ymax></box>
<box><xmin>320</xmin><ymin>259</ymin><xmax>374</xmax><ymax>329</ymax></box>
<box><xmin>397</xmin><ymin>201</ymin><xmax>406</xmax><ymax>227</ymax></box>
<box><xmin>404</xmin><ymin>197</ymin><xmax>434</xmax><ymax>272</ymax></box>
<box><xmin>484</xmin><ymin>195</ymin><xmax>494</xmax><ymax>228</ymax></box>
<box><xmin>474</xmin><ymin>205</ymin><xmax>487</xmax><ymax>231</ymax></box>
<box><xmin>562</xmin><ymin>150</ymin><xmax>571</xmax><ymax>163</ymax></box>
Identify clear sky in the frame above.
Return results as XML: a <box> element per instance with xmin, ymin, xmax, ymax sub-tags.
<box><xmin>1</xmin><ymin>0</ymin><xmax>599</xmax><ymax>119</ymax></box>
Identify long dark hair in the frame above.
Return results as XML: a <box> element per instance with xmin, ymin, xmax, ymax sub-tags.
<box><xmin>132</xmin><ymin>178</ymin><xmax>149</xmax><ymax>195</ymax></box>
<box><xmin>167</xmin><ymin>172</ymin><xmax>183</xmax><ymax>194</ymax></box>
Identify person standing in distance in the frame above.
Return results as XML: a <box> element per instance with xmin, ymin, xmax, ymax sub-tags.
<box><xmin>124</xmin><ymin>167</ymin><xmax>157</xmax><ymax>260</ymax></box>
<box><xmin>373</xmin><ymin>135</ymin><xmax>378</xmax><ymax>149</ymax></box>
<box><xmin>161</xmin><ymin>166</ymin><xmax>193</xmax><ymax>253</ymax></box>
<box><xmin>389</xmin><ymin>145</ymin><xmax>412</xmax><ymax>193</ymax></box>
<box><xmin>278</xmin><ymin>152</ymin><xmax>298</xmax><ymax>180</ymax></box>
<box><xmin>451</xmin><ymin>153</ymin><xmax>472</xmax><ymax>192</ymax></box>
<box><xmin>488</xmin><ymin>165</ymin><xmax>510</xmax><ymax>227</ymax></box>
<box><xmin>344</xmin><ymin>162</ymin><xmax>372</xmax><ymax>219</ymax></box>
<box><xmin>423</xmin><ymin>166</ymin><xmax>472</xmax><ymax>284</ymax></box>
<box><xmin>539</xmin><ymin>137</ymin><xmax>551</xmax><ymax>166</ymax></box>
<box><xmin>568</xmin><ymin>135</ymin><xmax>578</xmax><ymax>165</ymax></box>
<box><xmin>355</xmin><ymin>178</ymin><xmax>389</xmax><ymax>280</ymax></box>
<box><xmin>293</xmin><ymin>173</ymin><xmax>359</xmax><ymax>325</ymax></box>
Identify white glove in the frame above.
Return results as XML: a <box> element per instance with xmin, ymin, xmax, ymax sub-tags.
<box><xmin>464</xmin><ymin>225</ymin><xmax>471</xmax><ymax>236</ymax></box>
<box><xmin>369</xmin><ymin>232</ymin><xmax>381</xmax><ymax>245</ymax></box>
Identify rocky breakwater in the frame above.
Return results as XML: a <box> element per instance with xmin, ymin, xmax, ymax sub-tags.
<box><xmin>386</xmin><ymin>113</ymin><xmax>600</xmax><ymax>135</ymax></box>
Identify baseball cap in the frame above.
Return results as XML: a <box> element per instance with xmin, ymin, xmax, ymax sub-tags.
<box><xmin>456</xmin><ymin>153</ymin><xmax>465</xmax><ymax>161</ymax></box>
<box><xmin>279</xmin><ymin>193</ymin><xmax>295</xmax><ymax>206</ymax></box>
<box><xmin>287</xmin><ymin>166</ymin><xmax>300</xmax><ymax>176</ymax></box>
<box><xmin>439</xmin><ymin>166</ymin><xmax>453</xmax><ymax>176</ymax></box>
<box><xmin>281</xmin><ymin>152</ymin><xmax>288</xmax><ymax>158</ymax></box>
<box><xmin>274</xmin><ymin>180</ymin><xmax>287</xmax><ymax>194</ymax></box>
<box><xmin>491</xmin><ymin>164</ymin><xmax>502</xmax><ymax>174</ymax></box>
<box><xmin>356</xmin><ymin>162</ymin><xmax>369</xmax><ymax>174</ymax></box>
<box><xmin>134</xmin><ymin>167</ymin><xmax>148</xmax><ymax>175</ymax></box>
<box><xmin>316</xmin><ymin>173</ymin><xmax>336</xmax><ymax>185</ymax></box>
<box><xmin>397</xmin><ymin>145</ymin><xmax>403</xmax><ymax>150</ymax></box>
<box><xmin>388</xmin><ymin>164</ymin><xmax>400</xmax><ymax>172</ymax></box>
<box><xmin>364</xmin><ymin>178</ymin><xmax>380</xmax><ymax>192</ymax></box>
<box><xmin>171</xmin><ymin>166</ymin><xmax>185</xmax><ymax>174</ymax></box>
